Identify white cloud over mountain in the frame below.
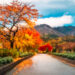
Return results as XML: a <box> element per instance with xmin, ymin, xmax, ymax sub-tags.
<box><xmin>36</xmin><ymin>15</ymin><xmax>73</xmax><ymax>27</ymax></box>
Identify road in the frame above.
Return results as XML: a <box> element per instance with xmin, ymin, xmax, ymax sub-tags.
<box><xmin>5</xmin><ymin>54</ymin><xmax>75</xmax><ymax>75</ymax></box>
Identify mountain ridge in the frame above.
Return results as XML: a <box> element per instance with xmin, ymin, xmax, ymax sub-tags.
<box><xmin>54</xmin><ymin>26</ymin><xmax>75</xmax><ymax>35</ymax></box>
<box><xmin>35</xmin><ymin>24</ymin><xmax>65</xmax><ymax>37</ymax></box>
<box><xmin>35</xmin><ymin>24</ymin><xmax>75</xmax><ymax>36</ymax></box>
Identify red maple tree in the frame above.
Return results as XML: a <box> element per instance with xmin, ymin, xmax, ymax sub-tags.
<box><xmin>39</xmin><ymin>43</ymin><xmax>53</xmax><ymax>52</ymax></box>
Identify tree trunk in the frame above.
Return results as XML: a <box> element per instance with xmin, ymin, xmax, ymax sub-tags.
<box><xmin>10</xmin><ymin>41</ymin><xmax>14</xmax><ymax>49</ymax></box>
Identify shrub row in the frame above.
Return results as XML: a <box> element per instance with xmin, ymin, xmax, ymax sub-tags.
<box><xmin>20</xmin><ymin>52</ymin><xmax>34</xmax><ymax>57</ymax></box>
<box><xmin>0</xmin><ymin>49</ymin><xmax>34</xmax><ymax>58</ymax></box>
<box><xmin>0</xmin><ymin>49</ymin><xmax>20</xmax><ymax>58</ymax></box>
<box><xmin>0</xmin><ymin>57</ymin><xmax>13</xmax><ymax>65</ymax></box>
<box><xmin>53</xmin><ymin>53</ymin><xmax>75</xmax><ymax>60</ymax></box>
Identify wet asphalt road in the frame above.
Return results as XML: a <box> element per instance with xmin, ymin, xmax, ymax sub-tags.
<box><xmin>5</xmin><ymin>54</ymin><xmax>75</xmax><ymax>75</ymax></box>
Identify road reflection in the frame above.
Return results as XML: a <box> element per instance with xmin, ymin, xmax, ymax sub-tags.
<box><xmin>6</xmin><ymin>58</ymin><xmax>33</xmax><ymax>75</ymax></box>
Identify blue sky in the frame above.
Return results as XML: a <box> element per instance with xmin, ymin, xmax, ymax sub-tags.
<box><xmin>0</xmin><ymin>0</ymin><xmax>75</xmax><ymax>27</ymax></box>
<box><xmin>30</xmin><ymin>0</ymin><xmax>75</xmax><ymax>27</ymax></box>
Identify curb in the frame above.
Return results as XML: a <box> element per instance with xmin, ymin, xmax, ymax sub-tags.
<box><xmin>0</xmin><ymin>55</ymin><xmax>32</xmax><ymax>75</ymax></box>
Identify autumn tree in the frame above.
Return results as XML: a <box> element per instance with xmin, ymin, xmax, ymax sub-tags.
<box><xmin>38</xmin><ymin>43</ymin><xmax>53</xmax><ymax>52</ymax></box>
<box><xmin>0</xmin><ymin>0</ymin><xmax>38</xmax><ymax>48</ymax></box>
<box><xmin>14</xmin><ymin>27</ymin><xmax>43</xmax><ymax>52</ymax></box>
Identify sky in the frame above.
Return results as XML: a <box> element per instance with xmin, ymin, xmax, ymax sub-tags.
<box><xmin>0</xmin><ymin>0</ymin><xmax>75</xmax><ymax>27</ymax></box>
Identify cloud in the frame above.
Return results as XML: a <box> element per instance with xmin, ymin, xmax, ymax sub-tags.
<box><xmin>0</xmin><ymin>0</ymin><xmax>12</xmax><ymax>4</ymax></box>
<box><xmin>36</xmin><ymin>15</ymin><xmax>73</xmax><ymax>27</ymax></box>
<box><xmin>0</xmin><ymin>0</ymin><xmax>75</xmax><ymax>26</ymax></box>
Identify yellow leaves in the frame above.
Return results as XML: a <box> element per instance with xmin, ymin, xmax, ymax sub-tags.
<box><xmin>25</xmin><ymin>34</ymin><xmax>30</xmax><ymax>39</ymax></box>
<box><xmin>23</xmin><ymin>34</ymin><xmax>34</xmax><ymax>46</ymax></box>
<box><xmin>14</xmin><ymin>27</ymin><xmax>41</xmax><ymax>50</ymax></box>
<box><xmin>25</xmin><ymin>34</ymin><xmax>33</xmax><ymax>40</ymax></box>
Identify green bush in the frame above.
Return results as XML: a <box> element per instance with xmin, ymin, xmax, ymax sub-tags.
<box><xmin>0</xmin><ymin>49</ymin><xmax>34</xmax><ymax>58</ymax></box>
<box><xmin>67</xmin><ymin>55</ymin><xmax>75</xmax><ymax>60</ymax></box>
<box><xmin>20</xmin><ymin>52</ymin><xmax>28</xmax><ymax>57</ymax></box>
<box><xmin>0</xmin><ymin>56</ymin><xmax>13</xmax><ymax>65</ymax></box>
<box><xmin>6</xmin><ymin>57</ymin><xmax>13</xmax><ymax>63</ymax></box>
<box><xmin>52</xmin><ymin>53</ymin><xmax>75</xmax><ymax>60</ymax></box>
<box><xmin>28</xmin><ymin>52</ymin><xmax>34</xmax><ymax>55</ymax></box>
<box><xmin>20</xmin><ymin>52</ymin><xmax>34</xmax><ymax>57</ymax></box>
<box><xmin>35</xmin><ymin>49</ymin><xmax>38</xmax><ymax>53</ymax></box>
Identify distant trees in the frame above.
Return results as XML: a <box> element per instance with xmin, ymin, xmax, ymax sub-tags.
<box><xmin>57</xmin><ymin>42</ymin><xmax>75</xmax><ymax>53</ymax></box>
<box><xmin>62</xmin><ymin>36</ymin><xmax>75</xmax><ymax>42</ymax></box>
<box><xmin>48</xmin><ymin>36</ymin><xmax>75</xmax><ymax>53</ymax></box>
<box><xmin>0</xmin><ymin>0</ymin><xmax>38</xmax><ymax>48</ymax></box>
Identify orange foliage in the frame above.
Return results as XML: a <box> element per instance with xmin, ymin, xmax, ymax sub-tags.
<box><xmin>14</xmin><ymin>27</ymin><xmax>43</xmax><ymax>51</ymax></box>
<box><xmin>0</xmin><ymin>0</ymin><xmax>38</xmax><ymax>27</ymax></box>
<box><xmin>0</xmin><ymin>0</ymin><xmax>39</xmax><ymax>49</ymax></box>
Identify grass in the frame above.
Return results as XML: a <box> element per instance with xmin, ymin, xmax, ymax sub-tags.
<box><xmin>52</xmin><ymin>52</ymin><xmax>75</xmax><ymax>60</ymax></box>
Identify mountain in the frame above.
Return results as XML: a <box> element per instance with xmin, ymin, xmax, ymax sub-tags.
<box><xmin>35</xmin><ymin>24</ymin><xmax>65</xmax><ymax>37</ymax></box>
<box><xmin>54</xmin><ymin>26</ymin><xmax>75</xmax><ymax>35</ymax></box>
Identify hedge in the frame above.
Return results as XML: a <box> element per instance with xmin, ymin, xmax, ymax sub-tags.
<box><xmin>20</xmin><ymin>52</ymin><xmax>34</xmax><ymax>57</ymax></box>
<box><xmin>53</xmin><ymin>53</ymin><xmax>75</xmax><ymax>60</ymax></box>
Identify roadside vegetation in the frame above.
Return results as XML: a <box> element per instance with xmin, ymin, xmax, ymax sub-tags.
<box><xmin>0</xmin><ymin>57</ymin><xmax>13</xmax><ymax>66</ymax></box>
<box><xmin>0</xmin><ymin>0</ymin><xmax>43</xmax><ymax>66</ymax></box>
<box><xmin>43</xmin><ymin>36</ymin><xmax>75</xmax><ymax>60</ymax></box>
<box><xmin>52</xmin><ymin>53</ymin><xmax>75</xmax><ymax>60</ymax></box>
